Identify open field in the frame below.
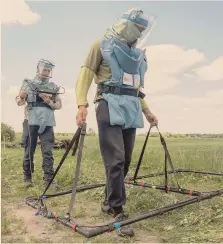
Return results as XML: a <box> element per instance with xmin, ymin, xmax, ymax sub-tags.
<box><xmin>1</xmin><ymin>133</ymin><xmax>223</xmax><ymax>243</ymax></box>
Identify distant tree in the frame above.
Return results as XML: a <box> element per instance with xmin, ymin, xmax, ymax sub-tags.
<box><xmin>1</xmin><ymin>122</ymin><xmax>16</xmax><ymax>142</ymax></box>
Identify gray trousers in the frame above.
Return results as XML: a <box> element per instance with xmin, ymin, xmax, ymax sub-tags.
<box><xmin>23</xmin><ymin>124</ymin><xmax>55</xmax><ymax>181</ymax></box>
<box><xmin>96</xmin><ymin>100</ymin><xmax>136</xmax><ymax>208</ymax></box>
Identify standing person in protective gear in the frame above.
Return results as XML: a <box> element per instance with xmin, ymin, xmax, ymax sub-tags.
<box><xmin>75</xmin><ymin>8</ymin><xmax>158</xmax><ymax>237</ymax></box>
<box><xmin>16</xmin><ymin>59</ymin><xmax>62</xmax><ymax>189</ymax></box>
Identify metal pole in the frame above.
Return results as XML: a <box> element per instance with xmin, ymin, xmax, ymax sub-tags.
<box><xmin>41</xmin><ymin>127</ymin><xmax>82</xmax><ymax>196</ymax></box>
<box><xmin>177</xmin><ymin>169</ymin><xmax>223</xmax><ymax>176</ymax></box>
<box><xmin>133</xmin><ymin>125</ymin><xmax>152</xmax><ymax>181</ymax></box>
<box><xmin>67</xmin><ymin>123</ymin><xmax>87</xmax><ymax>217</ymax></box>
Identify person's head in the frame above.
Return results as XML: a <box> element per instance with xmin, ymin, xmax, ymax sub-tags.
<box><xmin>36</xmin><ymin>59</ymin><xmax>55</xmax><ymax>81</ymax></box>
<box><xmin>112</xmin><ymin>8</ymin><xmax>154</xmax><ymax>46</ymax></box>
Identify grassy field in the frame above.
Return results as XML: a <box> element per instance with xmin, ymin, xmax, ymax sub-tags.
<box><xmin>1</xmin><ymin>133</ymin><xmax>223</xmax><ymax>243</ymax></box>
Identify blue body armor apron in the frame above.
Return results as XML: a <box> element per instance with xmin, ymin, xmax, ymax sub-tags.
<box><xmin>22</xmin><ymin>77</ymin><xmax>58</xmax><ymax>134</ymax></box>
<box><xmin>99</xmin><ymin>37</ymin><xmax>147</xmax><ymax>129</ymax></box>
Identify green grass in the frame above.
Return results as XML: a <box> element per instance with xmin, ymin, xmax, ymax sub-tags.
<box><xmin>1</xmin><ymin>134</ymin><xmax>223</xmax><ymax>243</ymax></box>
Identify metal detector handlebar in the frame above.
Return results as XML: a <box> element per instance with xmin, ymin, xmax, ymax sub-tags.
<box><xmin>23</xmin><ymin>78</ymin><xmax>66</xmax><ymax>95</ymax></box>
<box><xmin>36</xmin><ymin>86</ymin><xmax>65</xmax><ymax>95</ymax></box>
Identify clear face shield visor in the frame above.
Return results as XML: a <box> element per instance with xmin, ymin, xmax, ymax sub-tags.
<box><xmin>37</xmin><ymin>59</ymin><xmax>55</xmax><ymax>79</ymax></box>
<box><xmin>115</xmin><ymin>9</ymin><xmax>157</xmax><ymax>48</ymax></box>
<box><xmin>136</xmin><ymin>14</ymin><xmax>158</xmax><ymax>51</ymax></box>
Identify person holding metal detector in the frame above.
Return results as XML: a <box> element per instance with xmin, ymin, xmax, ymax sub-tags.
<box><xmin>16</xmin><ymin>58</ymin><xmax>62</xmax><ymax>189</ymax></box>
<box><xmin>75</xmin><ymin>8</ymin><xmax>158</xmax><ymax>237</ymax></box>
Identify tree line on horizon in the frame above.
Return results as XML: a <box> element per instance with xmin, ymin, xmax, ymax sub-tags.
<box><xmin>56</xmin><ymin>128</ymin><xmax>223</xmax><ymax>139</ymax></box>
<box><xmin>1</xmin><ymin>122</ymin><xmax>223</xmax><ymax>143</ymax></box>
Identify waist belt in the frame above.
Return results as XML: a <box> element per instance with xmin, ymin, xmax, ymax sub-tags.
<box><xmin>97</xmin><ymin>84</ymin><xmax>146</xmax><ymax>99</ymax></box>
<box><xmin>31</xmin><ymin>102</ymin><xmax>52</xmax><ymax>110</ymax></box>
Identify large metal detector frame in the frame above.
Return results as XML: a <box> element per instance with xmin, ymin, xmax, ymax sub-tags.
<box><xmin>25</xmin><ymin>123</ymin><xmax>223</xmax><ymax>238</ymax></box>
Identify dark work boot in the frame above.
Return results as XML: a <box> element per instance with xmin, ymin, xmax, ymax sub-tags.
<box><xmin>101</xmin><ymin>201</ymin><xmax>134</xmax><ymax>237</ymax></box>
<box><xmin>101</xmin><ymin>200</ymin><xmax>115</xmax><ymax>216</ymax></box>
<box><xmin>24</xmin><ymin>178</ymin><xmax>33</xmax><ymax>188</ymax></box>
<box><xmin>114</xmin><ymin>211</ymin><xmax>134</xmax><ymax>237</ymax></box>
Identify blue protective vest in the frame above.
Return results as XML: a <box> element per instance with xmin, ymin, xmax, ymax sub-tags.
<box><xmin>22</xmin><ymin>77</ymin><xmax>58</xmax><ymax>134</ymax></box>
<box><xmin>99</xmin><ymin>37</ymin><xmax>148</xmax><ymax>129</ymax></box>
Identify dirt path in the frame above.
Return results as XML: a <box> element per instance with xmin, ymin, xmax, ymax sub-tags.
<box><xmin>2</xmin><ymin>201</ymin><xmax>162</xmax><ymax>243</ymax></box>
<box><xmin>1</xmin><ymin>202</ymin><xmax>81</xmax><ymax>243</ymax></box>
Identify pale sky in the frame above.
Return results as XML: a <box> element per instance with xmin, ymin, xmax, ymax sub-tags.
<box><xmin>1</xmin><ymin>0</ymin><xmax>223</xmax><ymax>134</ymax></box>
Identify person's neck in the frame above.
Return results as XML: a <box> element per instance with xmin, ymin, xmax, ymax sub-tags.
<box><xmin>35</xmin><ymin>75</ymin><xmax>49</xmax><ymax>83</ymax></box>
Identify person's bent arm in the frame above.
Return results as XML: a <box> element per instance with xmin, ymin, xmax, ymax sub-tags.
<box><xmin>48</xmin><ymin>94</ymin><xmax>62</xmax><ymax>110</ymax></box>
<box><xmin>15</xmin><ymin>95</ymin><xmax>26</xmax><ymax>106</ymax></box>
